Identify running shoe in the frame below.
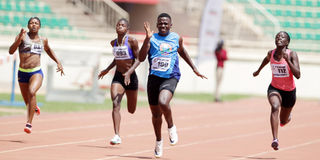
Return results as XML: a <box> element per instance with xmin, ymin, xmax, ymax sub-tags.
<box><xmin>110</xmin><ymin>134</ymin><xmax>121</xmax><ymax>145</ymax></box>
<box><xmin>24</xmin><ymin>123</ymin><xmax>32</xmax><ymax>134</ymax></box>
<box><xmin>168</xmin><ymin>125</ymin><xmax>178</xmax><ymax>146</ymax></box>
<box><xmin>35</xmin><ymin>106</ymin><xmax>40</xmax><ymax>116</ymax></box>
<box><xmin>154</xmin><ymin>140</ymin><xmax>163</xmax><ymax>158</ymax></box>
<box><xmin>271</xmin><ymin>139</ymin><xmax>279</xmax><ymax>150</ymax></box>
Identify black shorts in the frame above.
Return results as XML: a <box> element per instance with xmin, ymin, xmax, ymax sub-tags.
<box><xmin>147</xmin><ymin>75</ymin><xmax>178</xmax><ymax>105</ymax></box>
<box><xmin>112</xmin><ymin>70</ymin><xmax>138</xmax><ymax>90</ymax></box>
<box><xmin>267</xmin><ymin>84</ymin><xmax>296</xmax><ymax>108</ymax></box>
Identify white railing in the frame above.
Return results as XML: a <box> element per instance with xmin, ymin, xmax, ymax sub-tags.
<box><xmin>78</xmin><ymin>0</ymin><xmax>129</xmax><ymax>29</ymax></box>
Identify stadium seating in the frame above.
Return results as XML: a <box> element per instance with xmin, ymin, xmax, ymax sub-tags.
<box><xmin>0</xmin><ymin>0</ymin><xmax>84</xmax><ymax>39</ymax></box>
<box><xmin>227</xmin><ymin>0</ymin><xmax>320</xmax><ymax>53</ymax></box>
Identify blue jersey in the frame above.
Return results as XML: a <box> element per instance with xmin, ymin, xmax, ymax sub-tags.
<box><xmin>148</xmin><ymin>32</ymin><xmax>181</xmax><ymax>80</ymax></box>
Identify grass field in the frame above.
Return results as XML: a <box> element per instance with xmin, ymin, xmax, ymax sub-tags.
<box><xmin>0</xmin><ymin>91</ymin><xmax>253</xmax><ymax>116</ymax></box>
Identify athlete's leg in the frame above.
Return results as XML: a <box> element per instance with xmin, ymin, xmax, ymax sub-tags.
<box><xmin>280</xmin><ymin>107</ymin><xmax>293</xmax><ymax>126</ymax></box>
<box><xmin>125</xmin><ymin>90</ymin><xmax>138</xmax><ymax>114</ymax></box>
<box><xmin>150</xmin><ymin>104</ymin><xmax>162</xmax><ymax>141</ymax></box>
<box><xmin>27</xmin><ymin>74</ymin><xmax>43</xmax><ymax>124</ymax></box>
<box><xmin>215</xmin><ymin>67</ymin><xmax>223</xmax><ymax>102</ymax></box>
<box><xmin>19</xmin><ymin>83</ymin><xmax>30</xmax><ymax>121</ymax></box>
<box><xmin>158</xmin><ymin>89</ymin><xmax>174</xmax><ymax>128</ymax></box>
<box><xmin>110</xmin><ymin>83</ymin><xmax>125</xmax><ymax>135</ymax></box>
<box><xmin>268</xmin><ymin>92</ymin><xmax>281</xmax><ymax>141</ymax></box>
<box><xmin>19</xmin><ymin>83</ymin><xmax>30</xmax><ymax>107</ymax></box>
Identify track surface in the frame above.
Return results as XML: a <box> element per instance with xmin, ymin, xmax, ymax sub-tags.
<box><xmin>0</xmin><ymin>97</ymin><xmax>319</xmax><ymax>160</ymax></box>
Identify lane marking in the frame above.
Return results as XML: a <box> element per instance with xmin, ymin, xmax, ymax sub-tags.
<box><xmin>231</xmin><ymin>138</ymin><xmax>320</xmax><ymax>160</ymax></box>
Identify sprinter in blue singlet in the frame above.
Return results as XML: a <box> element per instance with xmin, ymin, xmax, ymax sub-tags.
<box><xmin>124</xmin><ymin>13</ymin><xmax>207</xmax><ymax>158</ymax></box>
<box><xmin>9</xmin><ymin>17</ymin><xmax>64</xmax><ymax>134</ymax></box>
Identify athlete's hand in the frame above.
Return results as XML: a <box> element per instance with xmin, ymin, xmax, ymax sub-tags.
<box><xmin>253</xmin><ymin>70</ymin><xmax>259</xmax><ymax>77</ymax></box>
<box><xmin>98</xmin><ymin>69</ymin><xmax>108</xmax><ymax>79</ymax></box>
<box><xmin>123</xmin><ymin>72</ymin><xmax>131</xmax><ymax>86</ymax></box>
<box><xmin>18</xmin><ymin>28</ymin><xmax>26</xmax><ymax>41</ymax></box>
<box><xmin>144</xmin><ymin>22</ymin><xmax>153</xmax><ymax>39</ymax></box>
<box><xmin>56</xmin><ymin>63</ymin><xmax>65</xmax><ymax>76</ymax></box>
<box><xmin>194</xmin><ymin>69</ymin><xmax>207</xmax><ymax>79</ymax></box>
<box><xmin>283</xmin><ymin>52</ymin><xmax>290</xmax><ymax>62</ymax></box>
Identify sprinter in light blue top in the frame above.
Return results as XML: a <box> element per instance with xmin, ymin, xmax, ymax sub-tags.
<box><xmin>149</xmin><ymin>32</ymin><xmax>180</xmax><ymax>80</ymax></box>
<box><xmin>124</xmin><ymin>13</ymin><xmax>207</xmax><ymax>158</ymax></box>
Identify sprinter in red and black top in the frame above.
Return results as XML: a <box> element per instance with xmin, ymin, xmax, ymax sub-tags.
<box><xmin>253</xmin><ymin>31</ymin><xmax>301</xmax><ymax>150</ymax></box>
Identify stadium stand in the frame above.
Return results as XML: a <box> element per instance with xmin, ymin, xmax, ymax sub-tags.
<box><xmin>226</xmin><ymin>0</ymin><xmax>320</xmax><ymax>53</ymax></box>
<box><xmin>0</xmin><ymin>0</ymin><xmax>86</xmax><ymax>39</ymax></box>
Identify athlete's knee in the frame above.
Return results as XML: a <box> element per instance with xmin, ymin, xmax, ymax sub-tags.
<box><xmin>127</xmin><ymin>105</ymin><xmax>136</xmax><ymax>114</ymax></box>
<box><xmin>112</xmin><ymin>99</ymin><xmax>121</xmax><ymax>108</ymax></box>
<box><xmin>270</xmin><ymin>103</ymin><xmax>280</xmax><ymax>112</ymax></box>
<box><xmin>152</xmin><ymin>112</ymin><xmax>162</xmax><ymax>119</ymax></box>
<box><xmin>158</xmin><ymin>99</ymin><xmax>169</xmax><ymax>108</ymax></box>
<box><xmin>28</xmin><ymin>89</ymin><xmax>37</xmax><ymax>97</ymax></box>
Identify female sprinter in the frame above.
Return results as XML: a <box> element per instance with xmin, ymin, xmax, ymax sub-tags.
<box><xmin>98</xmin><ymin>18</ymin><xmax>140</xmax><ymax>145</ymax></box>
<box><xmin>9</xmin><ymin>17</ymin><xmax>64</xmax><ymax>134</ymax></box>
<box><xmin>253</xmin><ymin>31</ymin><xmax>301</xmax><ymax>150</ymax></box>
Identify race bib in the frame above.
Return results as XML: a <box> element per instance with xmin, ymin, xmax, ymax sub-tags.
<box><xmin>113</xmin><ymin>46</ymin><xmax>131</xmax><ymax>59</ymax></box>
<box><xmin>271</xmin><ymin>64</ymin><xmax>289</xmax><ymax>77</ymax></box>
<box><xmin>151</xmin><ymin>57</ymin><xmax>171</xmax><ymax>72</ymax></box>
<box><xmin>31</xmin><ymin>43</ymin><xmax>42</xmax><ymax>54</ymax></box>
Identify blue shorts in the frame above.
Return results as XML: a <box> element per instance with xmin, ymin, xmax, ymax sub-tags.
<box><xmin>18</xmin><ymin>67</ymin><xmax>44</xmax><ymax>83</ymax></box>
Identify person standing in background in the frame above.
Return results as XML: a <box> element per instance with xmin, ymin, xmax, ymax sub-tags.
<box><xmin>214</xmin><ymin>40</ymin><xmax>227</xmax><ymax>102</ymax></box>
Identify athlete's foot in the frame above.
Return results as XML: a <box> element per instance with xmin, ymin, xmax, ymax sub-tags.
<box><xmin>280</xmin><ymin>114</ymin><xmax>291</xmax><ymax>127</ymax></box>
<box><xmin>154</xmin><ymin>140</ymin><xmax>163</xmax><ymax>158</ymax></box>
<box><xmin>24</xmin><ymin>123</ymin><xmax>32</xmax><ymax>134</ymax></box>
<box><xmin>35</xmin><ymin>106</ymin><xmax>40</xmax><ymax>116</ymax></box>
<box><xmin>271</xmin><ymin>139</ymin><xmax>279</xmax><ymax>150</ymax></box>
<box><xmin>214</xmin><ymin>98</ymin><xmax>222</xmax><ymax>102</ymax></box>
<box><xmin>168</xmin><ymin>125</ymin><xmax>178</xmax><ymax>146</ymax></box>
<box><xmin>110</xmin><ymin>134</ymin><xmax>121</xmax><ymax>145</ymax></box>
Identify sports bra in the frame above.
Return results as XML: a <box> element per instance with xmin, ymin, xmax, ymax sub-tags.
<box><xmin>112</xmin><ymin>36</ymin><xmax>134</xmax><ymax>60</ymax></box>
<box><xmin>19</xmin><ymin>33</ymin><xmax>43</xmax><ymax>55</ymax></box>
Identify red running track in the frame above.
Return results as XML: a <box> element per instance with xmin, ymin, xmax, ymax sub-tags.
<box><xmin>0</xmin><ymin>97</ymin><xmax>319</xmax><ymax>160</ymax></box>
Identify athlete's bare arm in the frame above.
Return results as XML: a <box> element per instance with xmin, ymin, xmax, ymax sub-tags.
<box><xmin>122</xmin><ymin>37</ymin><xmax>140</xmax><ymax>85</ymax></box>
<box><xmin>98</xmin><ymin>59</ymin><xmax>116</xmax><ymax>79</ymax></box>
<box><xmin>9</xmin><ymin>28</ymin><xmax>26</xmax><ymax>54</ymax></box>
<box><xmin>253</xmin><ymin>50</ymin><xmax>272</xmax><ymax>77</ymax></box>
<box><xmin>284</xmin><ymin>50</ymin><xmax>300</xmax><ymax>79</ymax></box>
<box><xmin>177</xmin><ymin>36</ymin><xmax>207</xmax><ymax>79</ymax></box>
<box><xmin>43</xmin><ymin>37</ymin><xmax>64</xmax><ymax>76</ymax></box>
<box><xmin>139</xmin><ymin>22</ymin><xmax>153</xmax><ymax>62</ymax></box>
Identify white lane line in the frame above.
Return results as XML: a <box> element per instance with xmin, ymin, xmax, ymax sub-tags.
<box><xmin>94</xmin><ymin>122</ymin><xmax>320</xmax><ymax>160</ymax></box>
<box><xmin>0</xmin><ymin>138</ymin><xmax>105</xmax><ymax>154</ymax></box>
<box><xmin>231</xmin><ymin>138</ymin><xmax>320</xmax><ymax>160</ymax></box>
<box><xmin>0</xmin><ymin>121</ymin><xmax>318</xmax><ymax>156</ymax></box>
<box><xmin>0</xmin><ymin>113</ymin><xmax>214</xmax><ymax>137</ymax></box>
<box><xmin>0</xmin><ymin>114</ymin><xmax>108</xmax><ymax>125</ymax></box>
<box><xmin>0</xmin><ymin>119</ymin><xmax>265</xmax><ymax>155</ymax></box>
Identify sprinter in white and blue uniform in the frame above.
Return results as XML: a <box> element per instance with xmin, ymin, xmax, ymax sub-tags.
<box><xmin>126</xmin><ymin>13</ymin><xmax>207</xmax><ymax>158</ymax></box>
<box><xmin>98</xmin><ymin>18</ymin><xmax>140</xmax><ymax>146</ymax></box>
<box><xmin>9</xmin><ymin>17</ymin><xmax>64</xmax><ymax>134</ymax></box>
